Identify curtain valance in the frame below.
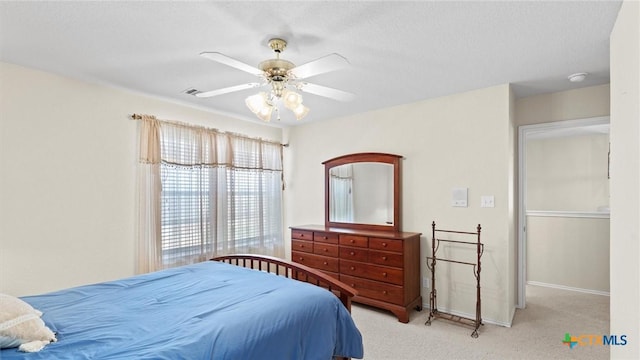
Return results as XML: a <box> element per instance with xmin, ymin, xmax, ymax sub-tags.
<box><xmin>137</xmin><ymin>116</ymin><xmax>282</xmax><ymax>171</ymax></box>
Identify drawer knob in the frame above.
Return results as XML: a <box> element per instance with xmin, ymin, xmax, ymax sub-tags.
<box><xmin>382</xmin><ymin>256</ymin><xmax>387</xmax><ymax>261</ymax></box>
<box><xmin>382</xmin><ymin>272</ymin><xmax>388</xmax><ymax>277</ymax></box>
<box><xmin>300</xmin><ymin>234</ymin><xmax>305</xmax><ymax>237</ymax></box>
<box><xmin>323</xmin><ymin>248</ymin><xmax>328</xmax><ymax>252</ymax></box>
<box><xmin>323</xmin><ymin>236</ymin><xmax>328</xmax><ymax>240</ymax></box>
<box><xmin>351</xmin><ymin>284</ymin><xmax>355</xmax><ymax>287</ymax></box>
<box><xmin>382</xmin><ymin>290</ymin><xmax>388</xmax><ymax>295</ymax></box>
<box><xmin>299</xmin><ymin>244</ymin><xmax>304</xmax><ymax>247</ymax></box>
<box><xmin>299</xmin><ymin>257</ymin><xmax>303</xmax><ymax>261</ymax></box>
<box><xmin>350</xmin><ymin>266</ymin><xmax>355</xmax><ymax>270</ymax></box>
<box><xmin>323</xmin><ymin>261</ymin><xmax>328</xmax><ymax>265</ymax></box>
<box><xmin>350</xmin><ymin>239</ymin><xmax>355</xmax><ymax>243</ymax></box>
<box><xmin>382</xmin><ymin>242</ymin><xmax>387</xmax><ymax>247</ymax></box>
<box><xmin>349</xmin><ymin>251</ymin><xmax>355</xmax><ymax>256</ymax></box>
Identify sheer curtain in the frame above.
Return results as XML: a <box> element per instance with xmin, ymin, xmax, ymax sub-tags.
<box><xmin>136</xmin><ymin>116</ymin><xmax>284</xmax><ymax>273</ymax></box>
<box><xmin>329</xmin><ymin>164</ymin><xmax>354</xmax><ymax>223</ymax></box>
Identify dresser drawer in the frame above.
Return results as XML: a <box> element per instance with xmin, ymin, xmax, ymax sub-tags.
<box><xmin>339</xmin><ymin>246</ymin><xmax>368</xmax><ymax>262</ymax></box>
<box><xmin>340</xmin><ymin>274</ymin><xmax>404</xmax><ymax>305</ymax></box>
<box><xmin>369</xmin><ymin>250</ymin><xmax>403</xmax><ymax>268</ymax></box>
<box><xmin>294</xmin><ymin>270</ymin><xmax>339</xmax><ymax>289</ymax></box>
<box><xmin>313</xmin><ymin>232</ymin><xmax>339</xmax><ymax>244</ymax></box>
<box><xmin>292</xmin><ymin>239</ymin><xmax>313</xmax><ymax>253</ymax></box>
<box><xmin>340</xmin><ymin>235</ymin><xmax>368</xmax><ymax>248</ymax></box>
<box><xmin>292</xmin><ymin>230</ymin><xmax>314</xmax><ymax>241</ymax></box>
<box><xmin>340</xmin><ymin>260</ymin><xmax>403</xmax><ymax>285</ymax></box>
<box><xmin>369</xmin><ymin>237</ymin><xmax>403</xmax><ymax>252</ymax></box>
<box><xmin>292</xmin><ymin>251</ymin><xmax>339</xmax><ymax>273</ymax></box>
<box><xmin>313</xmin><ymin>243</ymin><xmax>339</xmax><ymax>257</ymax></box>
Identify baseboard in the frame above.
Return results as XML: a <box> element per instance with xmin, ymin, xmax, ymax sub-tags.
<box><xmin>508</xmin><ymin>305</ymin><xmax>516</xmax><ymax>327</ymax></box>
<box><xmin>527</xmin><ymin>281</ymin><xmax>610</xmax><ymax>296</ymax></box>
<box><xmin>422</xmin><ymin>302</ymin><xmax>513</xmax><ymax>328</ymax></box>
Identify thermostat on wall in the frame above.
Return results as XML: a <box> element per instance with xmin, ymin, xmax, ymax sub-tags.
<box><xmin>452</xmin><ymin>187</ymin><xmax>468</xmax><ymax>207</ymax></box>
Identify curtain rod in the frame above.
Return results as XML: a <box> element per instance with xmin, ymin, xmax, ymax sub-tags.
<box><xmin>129</xmin><ymin>113</ymin><xmax>289</xmax><ymax>147</ymax></box>
<box><xmin>130</xmin><ymin>113</ymin><xmax>156</xmax><ymax>120</ymax></box>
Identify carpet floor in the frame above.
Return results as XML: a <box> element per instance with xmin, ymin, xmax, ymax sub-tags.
<box><xmin>350</xmin><ymin>285</ymin><xmax>610</xmax><ymax>360</ymax></box>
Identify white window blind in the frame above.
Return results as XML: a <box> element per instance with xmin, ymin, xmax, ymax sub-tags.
<box><xmin>137</xmin><ymin>116</ymin><xmax>284</xmax><ymax>272</ymax></box>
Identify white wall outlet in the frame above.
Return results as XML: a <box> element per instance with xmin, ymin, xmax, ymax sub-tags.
<box><xmin>422</xmin><ymin>277</ymin><xmax>430</xmax><ymax>288</ymax></box>
<box><xmin>481</xmin><ymin>195</ymin><xmax>495</xmax><ymax>208</ymax></box>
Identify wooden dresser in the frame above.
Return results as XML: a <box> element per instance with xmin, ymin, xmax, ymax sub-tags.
<box><xmin>291</xmin><ymin>224</ymin><xmax>422</xmax><ymax>323</ymax></box>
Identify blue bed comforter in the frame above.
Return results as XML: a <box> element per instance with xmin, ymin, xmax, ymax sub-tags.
<box><xmin>1</xmin><ymin>261</ymin><xmax>363</xmax><ymax>359</ymax></box>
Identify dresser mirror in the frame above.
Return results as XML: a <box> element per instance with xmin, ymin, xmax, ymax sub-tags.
<box><xmin>323</xmin><ymin>153</ymin><xmax>401</xmax><ymax>232</ymax></box>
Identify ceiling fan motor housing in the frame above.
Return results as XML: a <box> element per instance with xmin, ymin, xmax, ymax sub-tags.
<box><xmin>259</xmin><ymin>57</ymin><xmax>295</xmax><ymax>97</ymax></box>
<box><xmin>259</xmin><ymin>38</ymin><xmax>297</xmax><ymax>97</ymax></box>
<box><xmin>259</xmin><ymin>59</ymin><xmax>295</xmax><ymax>81</ymax></box>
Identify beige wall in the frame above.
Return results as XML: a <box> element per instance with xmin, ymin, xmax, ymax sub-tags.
<box><xmin>610</xmin><ymin>1</ymin><xmax>640</xmax><ymax>358</ymax></box>
<box><xmin>515</xmin><ymin>84</ymin><xmax>610</xmax><ymax>126</ymax></box>
<box><xmin>0</xmin><ymin>62</ymin><xmax>282</xmax><ymax>296</ymax></box>
<box><xmin>285</xmin><ymin>84</ymin><xmax>515</xmax><ymax>325</ymax></box>
<box><xmin>524</xmin><ymin>133</ymin><xmax>610</xmax><ymax>294</ymax></box>
<box><xmin>526</xmin><ymin>134</ymin><xmax>610</xmax><ymax>212</ymax></box>
<box><xmin>526</xmin><ymin>215</ymin><xmax>609</xmax><ymax>293</ymax></box>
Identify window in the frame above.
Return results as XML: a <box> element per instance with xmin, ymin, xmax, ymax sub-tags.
<box><xmin>137</xmin><ymin>116</ymin><xmax>284</xmax><ymax>272</ymax></box>
<box><xmin>329</xmin><ymin>164</ymin><xmax>354</xmax><ymax>222</ymax></box>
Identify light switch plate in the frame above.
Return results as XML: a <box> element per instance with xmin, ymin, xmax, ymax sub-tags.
<box><xmin>481</xmin><ymin>195</ymin><xmax>495</xmax><ymax>208</ymax></box>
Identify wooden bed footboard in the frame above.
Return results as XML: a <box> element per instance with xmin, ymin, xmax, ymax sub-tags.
<box><xmin>211</xmin><ymin>254</ymin><xmax>357</xmax><ymax>312</ymax></box>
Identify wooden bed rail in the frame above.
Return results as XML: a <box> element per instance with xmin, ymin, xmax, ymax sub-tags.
<box><xmin>210</xmin><ymin>254</ymin><xmax>357</xmax><ymax>312</ymax></box>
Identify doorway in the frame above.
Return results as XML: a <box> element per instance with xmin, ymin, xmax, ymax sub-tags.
<box><xmin>517</xmin><ymin>116</ymin><xmax>610</xmax><ymax>308</ymax></box>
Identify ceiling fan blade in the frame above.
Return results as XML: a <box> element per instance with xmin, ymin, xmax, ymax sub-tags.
<box><xmin>289</xmin><ymin>53</ymin><xmax>350</xmax><ymax>79</ymax></box>
<box><xmin>195</xmin><ymin>83</ymin><xmax>262</xmax><ymax>98</ymax></box>
<box><xmin>200</xmin><ymin>52</ymin><xmax>264</xmax><ymax>76</ymax></box>
<box><xmin>297</xmin><ymin>82</ymin><xmax>355</xmax><ymax>102</ymax></box>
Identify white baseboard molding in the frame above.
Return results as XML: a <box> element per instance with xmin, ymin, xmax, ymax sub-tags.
<box><xmin>508</xmin><ymin>305</ymin><xmax>516</xmax><ymax>326</ymax></box>
<box><xmin>527</xmin><ymin>281</ymin><xmax>610</xmax><ymax>296</ymax></box>
<box><xmin>422</xmin><ymin>302</ymin><xmax>513</xmax><ymax>328</ymax></box>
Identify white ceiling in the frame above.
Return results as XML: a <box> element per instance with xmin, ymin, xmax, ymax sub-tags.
<box><xmin>0</xmin><ymin>1</ymin><xmax>622</xmax><ymax>127</ymax></box>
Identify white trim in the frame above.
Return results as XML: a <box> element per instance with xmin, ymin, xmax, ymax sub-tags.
<box><xmin>521</xmin><ymin>116</ymin><xmax>610</xmax><ymax>137</ymax></box>
<box><xmin>517</xmin><ymin>124</ymin><xmax>527</xmax><ymax>309</ymax></box>
<box><xmin>527</xmin><ymin>281</ymin><xmax>610</xmax><ymax>297</ymax></box>
<box><xmin>517</xmin><ymin>116</ymin><xmax>610</xmax><ymax>310</ymax></box>
<box><xmin>526</xmin><ymin>210</ymin><xmax>610</xmax><ymax>219</ymax></box>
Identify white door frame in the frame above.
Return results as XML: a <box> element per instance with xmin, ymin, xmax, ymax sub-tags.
<box><xmin>517</xmin><ymin>115</ymin><xmax>610</xmax><ymax>308</ymax></box>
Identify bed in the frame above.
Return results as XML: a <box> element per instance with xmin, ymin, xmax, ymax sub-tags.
<box><xmin>0</xmin><ymin>255</ymin><xmax>364</xmax><ymax>359</ymax></box>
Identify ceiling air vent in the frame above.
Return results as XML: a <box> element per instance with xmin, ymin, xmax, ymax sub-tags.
<box><xmin>183</xmin><ymin>88</ymin><xmax>201</xmax><ymax>96</ymax></box>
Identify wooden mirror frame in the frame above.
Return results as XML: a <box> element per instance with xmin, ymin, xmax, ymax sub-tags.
<box><xmin>323</xmin><ymin>152</ymin><xmax>402</xmax><ymax>233</ymax></box>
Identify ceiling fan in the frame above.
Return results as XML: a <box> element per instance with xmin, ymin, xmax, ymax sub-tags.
<box><xmin>194</xmin><ymin>38</ymin><xmax>355</xmax><ymax>121</ymax></box>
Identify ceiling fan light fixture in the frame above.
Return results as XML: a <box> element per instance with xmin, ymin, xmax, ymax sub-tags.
<box><xmin>292</xmin><ymin>104</ymin><xmax>310</xmax><ymax>120</ymax></box>
<box><xmin>245</xmin><ymin>92</ymin><xmax>274</xmax><ymax>122</ymax></box>
<box><xmin>283</xmin><ymin>90</ymin><xmax>303</xmax><ymax>110</ymax></box>
<box><xmin>245</xmin><ymin>92</ymin><xmax>269</xmax><ymax>114</ymax></box>
<box><xmin>256</xmin><ymin>105</ymin><xmax>274</xmax><ymax>122</ymax></box>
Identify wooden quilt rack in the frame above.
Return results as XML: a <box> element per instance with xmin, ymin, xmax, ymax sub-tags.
<box><xmin>425</xmin><ymin>221</ymin><xmax>484</xmax><ymax>337</ymax></box>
